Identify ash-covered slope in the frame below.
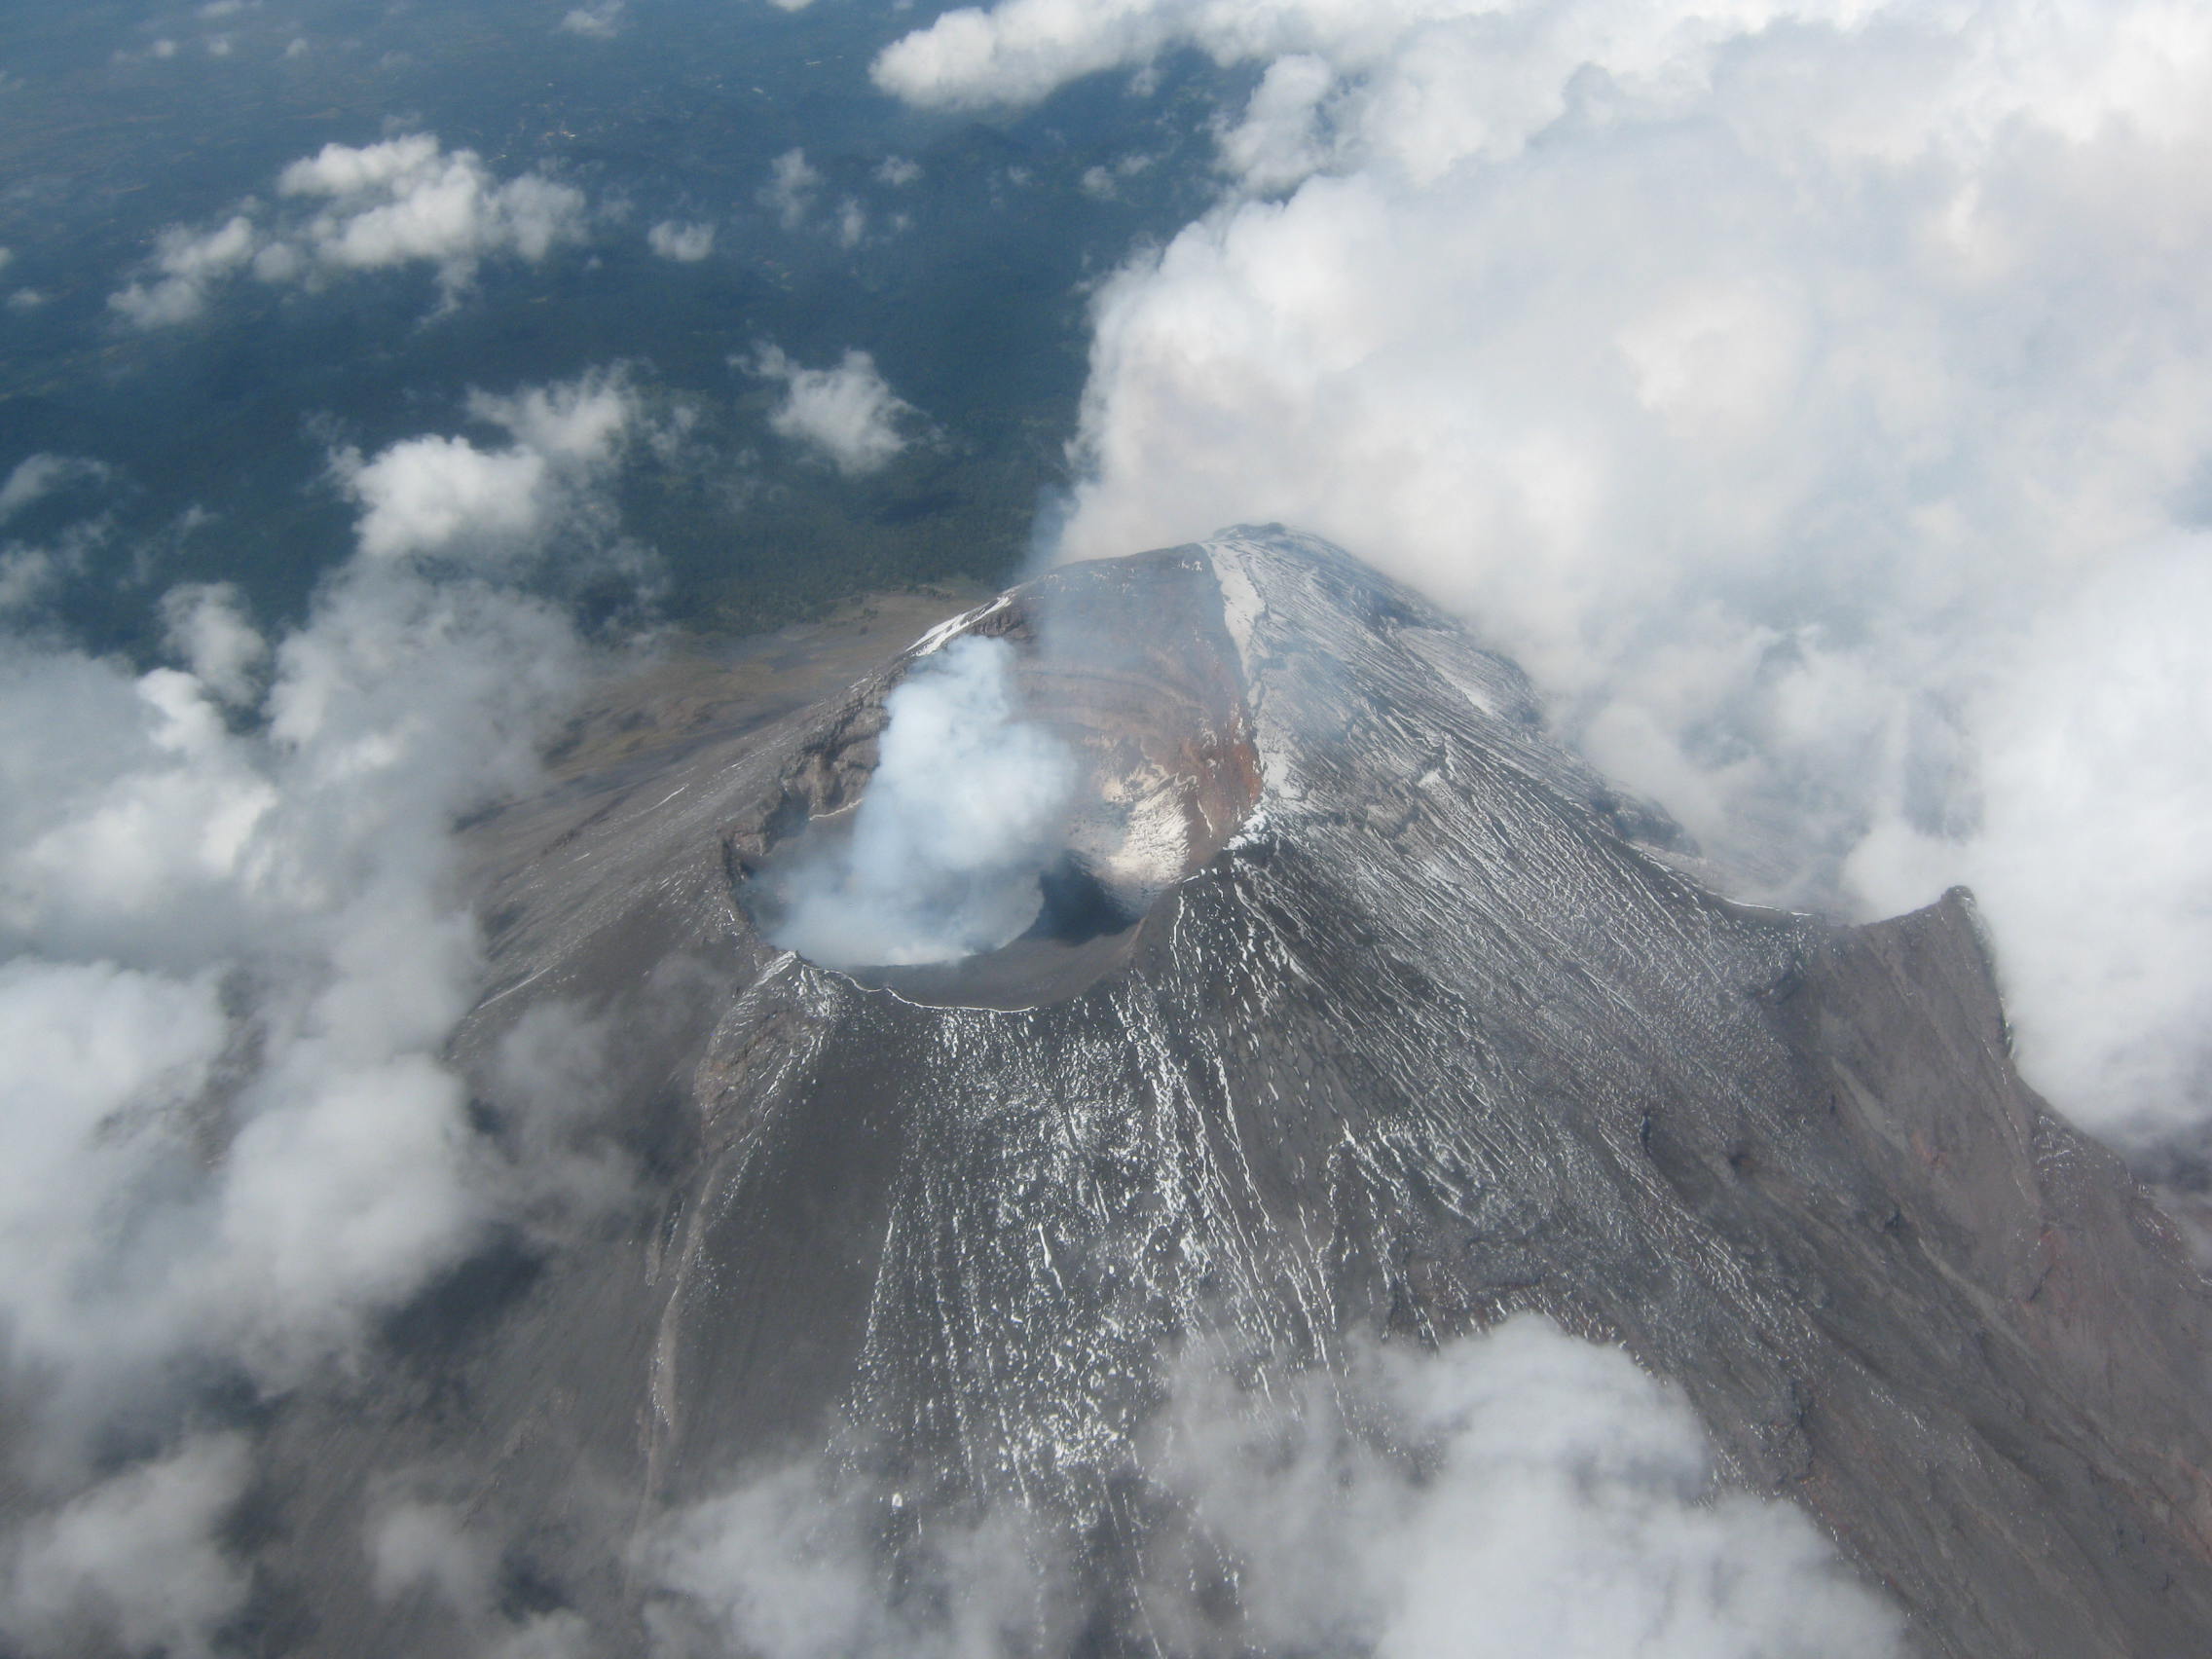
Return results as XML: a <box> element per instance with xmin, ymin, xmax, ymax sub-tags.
<box><xmin>266</xmin><ymin>530</ymin><xmax>2212</xmax><ymax>1659</ymax></box>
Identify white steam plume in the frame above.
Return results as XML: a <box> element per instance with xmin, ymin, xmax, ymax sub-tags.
<box><xmin>770</xmin><ymin>633</ymin><xmax>1075</xmax><ymax>969</ymax></box>
<box><xmin>876</xmin><ymin>0</ymin><xmax>2212</xmax><ymax>1149</ymax></box>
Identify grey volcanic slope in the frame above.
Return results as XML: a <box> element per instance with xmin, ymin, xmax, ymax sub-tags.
<box><xmin>255</xmin><ymin>529</ymin><xmax>2212</xmax><ymax>1659</ymax></box>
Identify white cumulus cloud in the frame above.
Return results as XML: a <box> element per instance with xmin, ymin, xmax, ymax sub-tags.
<box><xmin>754</xmin><ymin>345</ymin><xmax>917</xmax><ymax>476</ymax></box>
<box><xmin>336</xmin><ymin>369</ymin><xmax>635</xmax><ymax>565</ymax></box>
<box><xmin>759</xmin><ymin>147</ymin><xmax>821</xmax><ymax>229</ymax></box>
<box><xmin>111</xmin><ymin>133</ymin><xmax>588</xmax><ymax>326</ymax></box>
<box><xmin>108</xmin><ymin>213</ymin><xmax>258</xmax><ymax>327</ymax></box>
<box><xmin>160</xmin><ymin>581</ymin><xmax>268</xmax><ymax>706</ymax></box>
<box><xmin>647</xmin><ymin>218</ymin><xmax>716</xmax><ymax>261</ymax></box>
<box><xmin>0</xmin><ymin>455</ymin><xmax>109</xmax><ymax>527</ymax></box>
<box><xmin>648</xmin><ymin>1317</ymin><xmax>1899</xmax><ymax>1659</ymax></box>
<box><xmin>1</xmin><ymin>1435</ymin><xmax>252</xmax><ymax>1659</ymax></box>
<box><xmin>0</xmin><ymin>368</ymin><xmax>647</xmax><ymax>1650</ymax></box>
<box><xmin>559</xmin><ymin>0</ymin><xmax>625</xmax><ymax>37</ymax></box>
<box><xmin>276</xmin><ymin>133</ymin><xmax>587</xmax><ymax>290</ymax></box>
<box><xmin>1151</xmin><ymin>1318</ymin><xmax>1902</xmax><ymax>1658</ymax></box>
<box><xmin>366</xmin><ymin>1494</ymin><xmax>595</xmax><ymax>1658</ymax></box>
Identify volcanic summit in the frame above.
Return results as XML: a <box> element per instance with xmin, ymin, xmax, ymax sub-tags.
<box><xmin>255</xmin><ymin>528</ymin><xmax>2212</xmax><ymax>1659</ymax></box>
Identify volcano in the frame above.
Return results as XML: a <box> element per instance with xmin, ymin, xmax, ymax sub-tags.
<box><xmin>254</xmin><ymin>529</ymin><xmax>2212</xmax><ymax>1659</ymax></box>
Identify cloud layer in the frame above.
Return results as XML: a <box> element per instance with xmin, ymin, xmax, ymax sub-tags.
<box><xmin>0</xmin><ymin>372</ymin><xmax>642</xmax><ymax>1655</ymax></box>
<box><xmin>877</xmin><ymin>0</ymin><xmax>2212</xmax><ymax>1148</ymax></box>
<box><xmin>648</xmin><ymin>1318</ymin><xmax>1901</xmax><ymax>1659</ymax></box>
